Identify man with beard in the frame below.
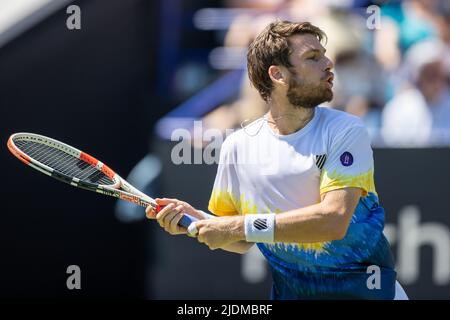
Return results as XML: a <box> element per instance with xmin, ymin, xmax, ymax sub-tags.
<box><xmin>147</xmin><ymin>21</ymin><xmax>407</xmax><ymax>300</ymax></box>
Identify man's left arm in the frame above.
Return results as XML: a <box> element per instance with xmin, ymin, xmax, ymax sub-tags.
<box><xmin>196</xmin><ymin>121</ymin><xmax>374</xmax><ymax>249</ymax></box>
<box><xmin>194</xmin><ymin>187</ymin><xmax>362</xmax><ymax>249</ymax></box>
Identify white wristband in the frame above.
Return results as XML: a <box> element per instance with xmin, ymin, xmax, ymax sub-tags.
<box><xmin>244</xmin><ymin>213</ymin><xmax>276</xmax><ymax>243</ymax></box>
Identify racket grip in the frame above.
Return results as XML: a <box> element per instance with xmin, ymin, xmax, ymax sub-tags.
<box><xmin>178</xmin><ymin>213</ymin><xmax>198</xmax><ymax>229</ymax></box>
<box><xmin>155</xmin><ymin>204</ymin><xmax>198</xmax><ymax>229</ymax></box>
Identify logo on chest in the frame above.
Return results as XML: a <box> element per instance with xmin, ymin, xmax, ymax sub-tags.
<box><xmin>340</xmin><ymin>151</ymin><xmax>354</xmax><ymax>166</ymax></box>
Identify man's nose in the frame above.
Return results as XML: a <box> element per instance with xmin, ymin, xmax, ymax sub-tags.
<box><xmin>324</xmin><ymin>56</ymin><xmax>334</xmax><ymax>70</ymax></box>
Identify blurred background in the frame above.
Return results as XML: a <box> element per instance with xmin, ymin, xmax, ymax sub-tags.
<box><xmin>0</xmin><ymin>0</ymin><xmax>449</xmax><ymax>299</ymax></box>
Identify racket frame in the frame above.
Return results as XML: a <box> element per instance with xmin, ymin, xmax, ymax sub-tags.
<box><xmin>7</xmin><ymin>133</ymin><xmax>184</xmax><ymax>218</ymax></box>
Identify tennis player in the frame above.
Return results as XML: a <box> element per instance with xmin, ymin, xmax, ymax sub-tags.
<box><xmin>147</xmin><ymin>21</ymin><xmax>408</xmax><ymax>300</ymax></box>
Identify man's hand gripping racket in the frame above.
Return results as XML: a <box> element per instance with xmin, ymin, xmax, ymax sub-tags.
<box><xmin>7</xmin><ymin>132</ymin><xmax>198</xmax><ymax>231</ymax></box>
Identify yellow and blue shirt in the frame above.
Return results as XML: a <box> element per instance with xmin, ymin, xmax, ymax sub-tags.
<box><xmin>208</xmin><ymin>106</ymin><xmax>396</xmax><ymax>299</ymax></box>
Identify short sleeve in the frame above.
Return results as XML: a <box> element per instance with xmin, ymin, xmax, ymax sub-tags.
<box><xmin>208</xmin><ymin>136</ymin><xmax>240</xmax><ymax>216</ymax></box>
<box><xmin>319</xmin><ymin>125</ymin><xmax>376</xmax><ymax>197</ymax></box>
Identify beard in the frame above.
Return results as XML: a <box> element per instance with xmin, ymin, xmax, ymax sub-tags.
<box><xmin>286</xmin><ymin>74</ymin><xmax>333</xmax><ymax>109</ymax></box>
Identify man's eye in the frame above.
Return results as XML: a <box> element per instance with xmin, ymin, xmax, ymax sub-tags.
<box><xmin>308</xmin><ymin>55</ymin><xmax>319</xmax><ymax>61</ymax></box>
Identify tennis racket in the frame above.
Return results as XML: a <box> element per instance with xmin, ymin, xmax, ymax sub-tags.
<box><xmin>7</xmin><ymin>132</ymin><xmax>197</xmax><ymax>228</ymax></box>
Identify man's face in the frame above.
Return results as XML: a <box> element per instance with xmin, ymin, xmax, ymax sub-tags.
<box><xmin>283</xmin><ymin>33</ymin><xmax>334</xmax><ymax>108</ymax></box>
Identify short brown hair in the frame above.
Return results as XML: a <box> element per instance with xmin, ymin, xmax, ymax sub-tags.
<box><xmin>247</xmin><ymin>21</ymin><xmax>327</xmax><ymax>102</ymax></box>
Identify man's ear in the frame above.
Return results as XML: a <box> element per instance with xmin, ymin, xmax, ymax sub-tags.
<box><xmin>268</xmin><ymin>65</ymin><xmax>288</xmax><ymax>86</ymax></box>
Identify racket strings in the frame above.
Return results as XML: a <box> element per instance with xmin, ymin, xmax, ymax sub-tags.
<box><xmin>14</xmin><ymin>140</ymin><xmax>115</xmax><ymax>185</ymax></box>
<box><xmin>21</xmin><ymin>142</ymin><xmax>80</xmax><ymax>175</ymax></box>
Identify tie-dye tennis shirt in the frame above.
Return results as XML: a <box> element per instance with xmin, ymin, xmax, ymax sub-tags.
<box><xmin>208</xmin><ymin>106</ymin><xmax>396</xmax><ymax>299</ymax></box>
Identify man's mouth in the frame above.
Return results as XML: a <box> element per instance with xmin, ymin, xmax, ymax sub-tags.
<box><xmin>324</xmin><ymin>73</ymin><xmax>334</xmax><ymax>87</ymax></box>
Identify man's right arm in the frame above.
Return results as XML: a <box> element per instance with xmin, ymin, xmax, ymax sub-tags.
<box><xmin>198</xmin><ymin>210</ymin><xmax>254</xmax><ymax>254</ymax></box>
<box><xmin>147</xmin><ymin>198</ymin><xmax>254</xmax><ymax>253</ymax></box>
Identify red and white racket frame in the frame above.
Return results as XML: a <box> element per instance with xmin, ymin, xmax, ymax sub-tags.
<box><xmin>8</xmin><ymin>133</ymin><xmax>159</xmax><ymax>210</ymax></box>
<box><xmin>7</xmin><ymin>132</ymin><xmax>197</xmax><ymax>228</ymax></box>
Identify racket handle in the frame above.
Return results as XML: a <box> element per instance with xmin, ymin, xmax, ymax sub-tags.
<box><xmin>155</xmin><ymin>204</ymin><xmax>198</xmax><ymax>229</ymax></box>
<box><xmin>178</xmin><ymin>213</ymin><xmax>198</xmax><ymax>229</ymax></box>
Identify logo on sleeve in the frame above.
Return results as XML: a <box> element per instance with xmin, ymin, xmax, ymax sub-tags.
<box><xmin>253</xmin><ymin>218</ymin><xmax>268</xmax><ymax>230</ymax></box>
<box><xmin>340</xmin><ymin>152</ymin><xmax>353</xmax><ymax>166</ymax></box>
<box><xmin>315</xmin><ymin>154</ymin><xmax>327</xmax><ymax>170</ymax></box>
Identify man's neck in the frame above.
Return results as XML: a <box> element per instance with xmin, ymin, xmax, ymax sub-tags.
<box><xmin>266</xmin><ymin>99</ymin><xmax>316</xmax><ymax>135</ymax></box>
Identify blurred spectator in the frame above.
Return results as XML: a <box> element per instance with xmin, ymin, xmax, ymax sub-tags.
<box><xmin>321</xmin><ymin>12</ymin><xmax>385</xmax><ymax>136</ymax></box>
<box><xmin>374</xmin><ymin>0</ymin><xmax>444</xmax><ymax>99</ymax></box>
<box><xmin>381</xmin><ymin>39</ymin><xmax>450</xmax><ymax>146</ymax></box>
<box><xmin>174</xmin><ymin>0</ymin><xmax>450</xmax><ymax>147</ymax></box>
<box><xmin>203</xmin><ymin>0</ymin><xmax>383</xmax><ymax>134</ymax></box>
<box><xmin>376</xmin><ymin>0</ymin><xmax>439</xmax><ymax>64</ymax></box>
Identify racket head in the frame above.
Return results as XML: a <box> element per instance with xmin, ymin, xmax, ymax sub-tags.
<box><xmin>7</xmin><ymin>133</ymin><xmax>197</xmax><ymax>228</ymax></box>
<box><xmin>7</xmin><ymin>132</ymin><xmax>121</xmax><ymax>190</ymax></box>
